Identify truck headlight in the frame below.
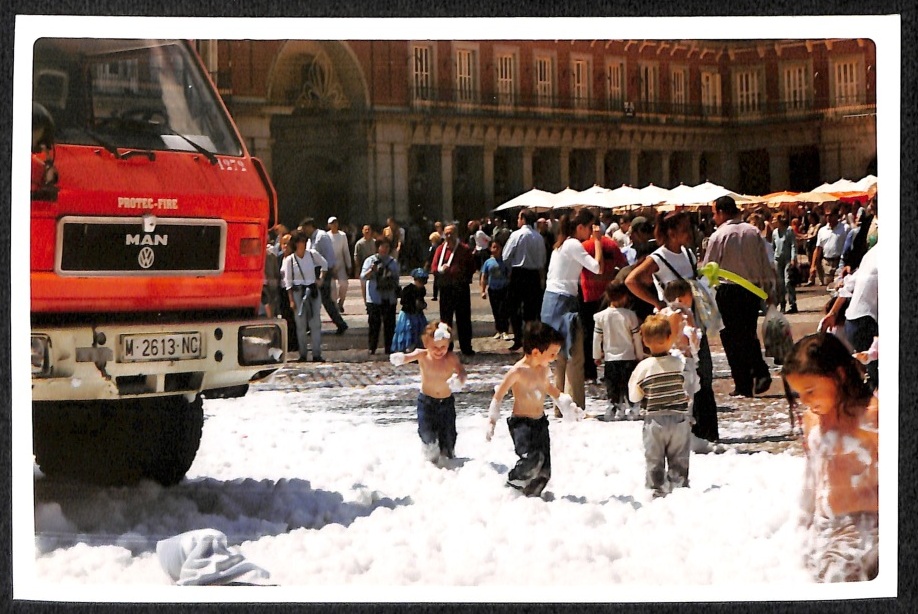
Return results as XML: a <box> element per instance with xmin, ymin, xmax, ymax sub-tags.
<box><xmin>32</xmin><ymin>334</ymin><xmax>52</xmax><ymax>376</ymax></box>
<box><xmin>238</xmin><ymin>324</ymin><xmax>284</xmax><ymax>366</ymax></box>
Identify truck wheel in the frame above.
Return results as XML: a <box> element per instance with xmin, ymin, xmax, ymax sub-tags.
<box><xmin>142</xmin><ymin>395</ymin><xmax>204</xmax><ymax>486</ymax></box>
<box><xmin>33</xmin><ymin>400</ymin><xmax>145</xmax><ymax>485</ymax></box>
<box><xmin>33</xmin><ymin>396</ymin><xmax>204</xmax><ymax>487</ymax></box>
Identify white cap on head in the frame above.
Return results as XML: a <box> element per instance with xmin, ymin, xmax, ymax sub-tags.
<box><xmin>327</xmin><ymin>216</ymin><xmax>338</xmax><ymax>225</ymax></box>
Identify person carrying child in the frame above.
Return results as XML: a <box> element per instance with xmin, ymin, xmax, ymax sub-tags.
<box><xmin>390</xmin><ymin>321</ymin><xmax>468</xmax><ymax>465</ymax></box>
<box><xmin>392</xmin><ymin>268</ymin><xmax>430</xmax><ymax>352</ymax></box>
<box><xmin>659</xmin><ymin>279</ymin><xmax>703</xmax><ymax>410</ymax></box>
<box><xmin>480</xmin><ymin>240</ymin><xmax>512</xmax><ymax>341</ymax></box>
<box><xmin>781</xmin><ymin>333</ymin><xmax>878</xmax><ymax>583</ymax></box>
<box><xmin>592</xmin><ymin>281</ymin><xmax>644</xmax><ymax>420</ymax></box>
<box><xmin>628</xmin><ymin>314</ymin><xmax>693</xmax><ymax>498</ymax></box>
<box><xmin>486</xmin><ymin>322</ymin><xmax>584</xmax><ymax>498</ymax></box>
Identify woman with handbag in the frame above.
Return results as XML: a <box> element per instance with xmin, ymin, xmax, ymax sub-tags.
<box><xmin>539</xmin><ymin>210</ymin><xmax>603</xmax><ymax>415</ymax></box>
<box><xmin>625</xmin><ymin>211</ymin><xmax>720</xmax><ymax>449</ymax></box>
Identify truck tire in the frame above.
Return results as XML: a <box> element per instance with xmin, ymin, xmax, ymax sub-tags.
<box><xmin>142</xmin><ymin>395</ymin><xmax>205</xmax><ymax>486</ymax></box>
<box><xmin>33</xmin><ymin>396</ymin><xmax>204</xmax><ymax>487</ymax></box>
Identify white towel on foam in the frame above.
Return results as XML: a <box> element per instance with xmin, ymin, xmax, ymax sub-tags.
<box><xmin>156</xmin><ymin>529</ymin><xmax>271</xmax><ymax>586</ymax></box>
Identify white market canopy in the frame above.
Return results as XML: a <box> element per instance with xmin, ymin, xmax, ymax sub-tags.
<box><xmin>812</xmin><ymin>178</ymin><xmax>861</xmax><ymax>193</ymax></box>
<box><xmin>495</xmin><ymin>171</ymin><xmax>878</xmax><ymax>214</ymax></box>
<box><xmin>635</xmin><ymin>183</ymin><xmax>673</xmax><ymax>206</ymax></box>
<box><xmin>605</xmin><ymin>184</ymin><xmax>646</xmax><ymax>208</ymax></box>
<box><xmin>493</xmin><ymin>188</ymin><xmax>556</xmax><ymax>212</ymax></box>
<box><xmin>550</xmin><ymin>186</ymin><xmax>586</xmax><ymax>209</ymax></box>
<box><xmin>854</xmin><ymin>174</ymin><xmax>878</xmax><ymax>191</ymax></box>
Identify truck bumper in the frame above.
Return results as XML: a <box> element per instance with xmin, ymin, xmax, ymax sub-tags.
<box><xmin>31</xmin><ymin>318</ymin><xmax>286</xmax><ymax>401</ymax></box>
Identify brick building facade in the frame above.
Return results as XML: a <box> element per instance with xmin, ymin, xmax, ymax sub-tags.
<box><xmin>196</xmin><ymin>38</ymin><xmax>877</xmax><ymax>230</ymax></box>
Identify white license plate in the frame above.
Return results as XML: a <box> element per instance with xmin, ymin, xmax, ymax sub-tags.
<box><xmin>122</xmin><ymin>332</ymin><xmax>202</xmax><ymax>362</ymax></box>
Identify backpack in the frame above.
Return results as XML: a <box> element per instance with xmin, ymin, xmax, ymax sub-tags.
<box><xmin>653</xmin><ymin>248</ymin><xmax>724</xmax><ymax>335</ymax></box>
<box><xmin>375</xmin><ymin>258</ymin><xmax>400</xmax><ymax>295</ymax></box>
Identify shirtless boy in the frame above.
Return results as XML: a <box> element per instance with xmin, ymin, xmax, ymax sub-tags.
<box><xmin>391</xmin><ymin>320</ymin><xmax>467</xmax><ymax>465</ymax></box>
<box><xmin>487</xmin><ymin>321</ymin><xmax>583</xmax><ymax>497</ymax></box>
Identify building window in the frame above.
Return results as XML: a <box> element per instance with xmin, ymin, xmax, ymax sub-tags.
<box><xmin>535</xmin><ymin>54</ymin><xmax>554</xmax><ymax>107</ymax></box>
<box><xmin>639</xmin><ymin>62</ymin><xmax>658</xmax><ymax>108</ymax></box>
<box><xmin>832</xmin><ymin>58</ymin><xmax>861</xmax><ymax>106</ymax></box>
<box><xmin>495</xmin><ymin>51</ymin><xmax>516</xmax><ymax>108</ymax></box>
<box><xmin>411</xmin><ymin>44</ymin><xmax>434</xmax><ymax>102</ymax></box>
<box><xmin>671</xmin><ymin>66</ymin><xmax>688</xmax><ymax>109</ymax></box>
<box><xmin>700</xmin><ymin>68</ymin><xmax>722</xmax><ymax>114</ymax></box>
<box><xmin>454</xmin><ymin>46</ymin><xmax>478</xmax><ymax>103</ymax></box>
<box><xmin>735</xmin><ymin>68</ymin><xmax>762</xmax><ymax>115</ymax></box>
<box><xmin>571</xmin><ymin>56</ymin><xmax>591</xmax><ymax>109</ymax></box>
<box><xmin>606</xmin><ymin>57</ymin><xmax>625</xmax><ymax>110</ymax></box>
<box><xmin>782</xmin><ymin>63</ymin><xmax>808</xmax><ymax>111</ymax></box>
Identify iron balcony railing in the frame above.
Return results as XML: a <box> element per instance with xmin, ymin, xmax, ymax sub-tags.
<box><xmin>405</xmin><ymin>87</ymin><xmax>874</xmax><ymax>125</ymax></box>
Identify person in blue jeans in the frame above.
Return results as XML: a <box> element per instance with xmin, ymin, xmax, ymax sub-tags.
<box><xmin>390</xmin><ymin>320</ymin><xmax>467</xmax><ymax>465</ymax></box>
<box><xmin>479</xmin><ymin>240</ymin><xmax>512</xmax><ymax>340</ymax></box>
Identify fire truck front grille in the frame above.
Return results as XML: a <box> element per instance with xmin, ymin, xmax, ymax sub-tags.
<box><xmin>56</xmin><ymin>216</ymin><xmax>225</xmax><ymax>276</ymax></box>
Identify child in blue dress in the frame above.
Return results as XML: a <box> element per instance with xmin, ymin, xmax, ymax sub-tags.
<box><xmin>392</xmin><ymin>268</ymin><xmax>429</xmax><ymax>352</ymax></box>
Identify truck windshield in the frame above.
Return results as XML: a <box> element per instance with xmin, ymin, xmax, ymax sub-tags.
<box><xmin>33</xmin><ymin>38</ymin><xmax>243</xmax><ymax>157</ymax></box>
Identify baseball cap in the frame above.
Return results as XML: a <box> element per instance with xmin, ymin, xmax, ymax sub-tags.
<box><xmin>327</xmin><ymin>216</ymin><xmax>338</xmax><ymax>224</ymax></box>
<box><xmin>630</xmin><ymin>216</ymin><xmax>651</xmax><ymax>233</ymax></box>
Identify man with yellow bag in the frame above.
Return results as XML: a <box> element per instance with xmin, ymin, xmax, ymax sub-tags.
<box><xmin>702</xmin><ymin>196</ymin><xmax>777</xmax><ymax>398</ymax></box>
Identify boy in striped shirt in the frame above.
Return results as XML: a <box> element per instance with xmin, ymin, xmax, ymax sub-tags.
<box><xmin>628</xmin><ymin>313</ymin><xmax>693</xmax><ymax>498</ymax></box>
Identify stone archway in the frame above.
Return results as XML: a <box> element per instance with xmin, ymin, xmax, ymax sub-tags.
<box><xmin>266</xmin><ymin>42</ymin><xmax>372</xmax><ymax>228</ymax></box>
<box><xmin>267</xmin><ymin>41</ymin><xmax>369</xmax><ymax>110</ymax></box>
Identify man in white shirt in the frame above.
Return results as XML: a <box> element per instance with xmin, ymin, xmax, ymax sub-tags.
<box><xmin>282</xmin><ymin>231</ymin><xmax>328</xmax><ymax>362</ymax></box>
<box><xmin>502</xmin><ymin>208</ymin><xmax>547</xmax><ymax>351</ymax></box>
<box><xmin>327</xmin><ymin>216</ymin><xmax>352</xmax><ymax>313</ymax></box>
<box><xmin>820</xmin><ymin>241</ymin><xmax>879</xmax><ymax>390</ymax></box>
<box><xmin>812</xmin><ymin>204</ymin><xmax>848</xmax><ymax>286</ymax></box>
<box><xmin>301</xmin><ymin>217</ymin><xmax>349</xmax><ymax>335</ymax></box>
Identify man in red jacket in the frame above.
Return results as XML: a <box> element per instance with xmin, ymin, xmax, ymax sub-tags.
<box><xmin>580</xmin><ymin>234</ymin><xmax>629</xmax><ymax>382</ymax></box>
<box><xmin>432</xmin><ymin>224</ymin><xmax>477</xmax><ymax>356</ymax></box>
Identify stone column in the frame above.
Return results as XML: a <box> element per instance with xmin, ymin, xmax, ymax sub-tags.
<box><xmin>691</xmin><ymin>151</ymin><xmax>703</xmax><ymax>184</ymax></box>
<box><xmin>768</xmin><ymin>146</ymin><xmax>790</xmax><ymax>193</ymax></box>
<box><xmin>595</xmin><ymin>149</ymin><xmax>606</xmax><ymax>187</ymax></box>
<box><xmin>483</xmin><ymin>145</ymin><xmax>496</xmax><ymax>210</ymax></box>
<box><xmin>559</xmin><ymin>147</ymin><xmax>571</xmax><ymax>187</ymax></box>
<box><xmin>721</xmin><ymin>148</ymin><xmax>741</xmax><ymax>190</ymax></box>
<box><xmin>393</xmin><ymin>143</ymin><xmax>410</xmax><ymax>223</ymax></box>
<box><xmin>441</xmin><ymin>145</ymin><xmax>455</xmax><ymax>223</ymax></box>
<box><xmin>375</xmin><ymin>142</ymin><xmax>394</xmax><ymax>222</ymax></box>
<box><xmin>628</xmin><ymin>149</ymin><xmax>640</xmax><ymax>186</ymax></box>
<box><xmin>522</xmin><ymin>146</ymin><xmax>534</xmax><ymax>189</ymax></box>
<box><xmin>367</xmin><ymin>142</ymin><xmax>378</xmax><ymax>222</ymax></box>
<box><xmin>661</xmin><ymin>151</ymin><xmax>671</xmax><ymax>187</ymax></box>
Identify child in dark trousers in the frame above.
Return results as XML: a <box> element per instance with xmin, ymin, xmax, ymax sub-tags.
<box><xmin>592</xmin><ymin>281</ymin><xmax>644</xmax><ymax>420</ymax></box>
<box><xmin>390</xmin><ymin>320</ymin><xmax>467</xmax><ymax>465</ymax></box>
<box><xmin>628</xmin><ymin>314</ymin><xmax>693</xmax><ymax>498</ymax></box>
<box><xmin>480</xmin><ymin>240</ymin><xmax>512</xmax><ymax>340</ymax></box>
<box><xmin>486</xmin><ymin>322</ymin><xmax>584</xmax><ymax>497</ymax></box>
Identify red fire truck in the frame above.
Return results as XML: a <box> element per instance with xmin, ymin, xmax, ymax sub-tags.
<box><xmin>30</xmin><ymin>38</ymin><xmax>286</xmax><ymax>485</ymax></box>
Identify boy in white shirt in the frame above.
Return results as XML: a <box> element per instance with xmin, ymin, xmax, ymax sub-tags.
<box><xmin>593</xmin><ymin>281</ymin><xmax>644</xmax><ymax>420</ymax></box>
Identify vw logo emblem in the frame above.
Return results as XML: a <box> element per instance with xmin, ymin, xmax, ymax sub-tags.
<box><xmin>138</xmin><ymin>247</ymin><xmax>155</xmax><ymax>269</ymax></box>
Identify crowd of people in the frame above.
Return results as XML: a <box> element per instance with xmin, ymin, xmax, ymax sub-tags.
<box><xmin>259</xmin><ymin>183</ymin><xmax>879</xmax><ymax>583</ymax></box>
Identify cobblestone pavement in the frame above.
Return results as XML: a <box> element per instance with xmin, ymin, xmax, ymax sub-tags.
<box><xmin>264</xmin><ymin>278</ymin><xmax>835</xmax><ymax>457</ymax></box>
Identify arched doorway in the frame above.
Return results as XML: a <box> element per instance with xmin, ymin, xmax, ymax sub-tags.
<box><xmin>266</xmin><ymin>42</ymin><xmax>371</xmax><ymax>228</ymax></box>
